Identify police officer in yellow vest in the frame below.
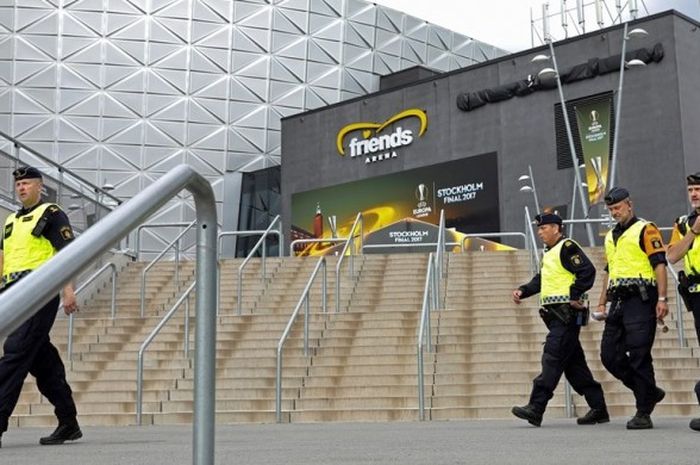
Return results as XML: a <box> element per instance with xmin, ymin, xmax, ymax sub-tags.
<box><xmin>666</xmin><ymin>172</ymin><xmax>700</xmax><ymax>431</ymax></box>
<box><xmin>0</xmin><ymin>166</ymin><xmax>81</xmax><ymax>448</ymax></box>
<box><xmin>511</xmin><ymin>212</ymin><xmax>608</xmax><ymax>427</ymax></box>
<box><xmin>597</xmin><ymin>187</ymin><xmax>668</xmax><ymax>430</ymax></box>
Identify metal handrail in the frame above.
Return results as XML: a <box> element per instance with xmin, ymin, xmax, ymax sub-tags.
<box><xmin>524</xmin><ymin>206</ymin><xmax>540</xmax><ymax>272</ymax></box>
<box><xmin>66</xmin><ymin>262</ymin><xmax>117</xmax><ymax>361</ymax></box>
<box><xmin>417</xmin><ymin>252</ymin><xmax>437</xmax><ymax>421</ymax></box>
<box><xmin>237</xmin><ymin>215</ymin><xmax>282</xmax><ymax>315</ymax></box>
<box><xmin>290</xmin><ymin>238</ymin><xmax>347</xmax><ymax>256</ymax></box>
<box><xmin>137</xmin><ymin>280</ymin><xmax>196</xmax><ymax>425</ymax></box>
<box><xmin>435</xmin><ymin>210</ymin><xmax>446</xmax><ymax>307</ymax></box>
<box><xmin>0</xmin><ymin>129</ymin><xmax>121</xmax><ymax>205</ymax></box>
<box><xmin>460</xmin><ymin>232</ymin><xmax>528</xmax><ymax>250</ymax></box>
<box><xmin>140</xmin><ymin>220</ymin><xmax>197</xmax><ymax>317</ymax></box>
<box><xmin>666</xmin><ymin>265</ymin><xmax>687</xmax><ymax>348</ymax></box>
<box><xmin>135</xmin><ymin>222</ymin><xmax>192</xmax><ymax>260</ymax></box>
<box><xmin>0</xmin><ymin>164</ymin><xmax>217</xmax><ymax>465</ymax></box>
<box><xmin>276</xmin><ymin>256</ymin><xmax>327</xmax><ymax>422</ymax></box>
<box><xmin>335</xmin><ymin>212</ymin><xmax>363</xmax><ymax>313</ymax></box>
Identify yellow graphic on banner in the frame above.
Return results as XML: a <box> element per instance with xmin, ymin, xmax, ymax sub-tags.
<box><xmin>335</xmin><ymin>108</ymin><xmax>428</xmax><ymax>156</ymax></box>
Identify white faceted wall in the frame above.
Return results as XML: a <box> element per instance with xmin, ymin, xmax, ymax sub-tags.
<box><xmin>0</xmin><ymin>0</ymin><xmax>505</xmax><ymax>230</ymax></box>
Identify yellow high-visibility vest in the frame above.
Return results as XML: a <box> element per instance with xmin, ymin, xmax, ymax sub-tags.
<box><xmin>678</xmin><ymin>221</ymin><xmax>700</xmax><ymax>292</ymax></box>
<box><xmin>540</xmin><ymin>239</ymin><xmax>576</xmax><ymax>305</ymax></box>
<box><xmin>3</xmin><ymin>203</ymin><xmax>56</xmax><ymax>284</ymax></box>
<box><xmin>604</xmin><ymin>220</ymin><xmax>655</xmax><ymax>287</ymax></box>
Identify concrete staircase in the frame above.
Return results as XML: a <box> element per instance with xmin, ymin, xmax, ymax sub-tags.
<box><xmin>8</xmin><ymin>249</ymin><xmax>700</xmax><ymax>428</ymax></box>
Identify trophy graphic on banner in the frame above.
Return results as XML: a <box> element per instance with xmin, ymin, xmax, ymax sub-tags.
<box><xmin>416</xmin><ymin>183</ymin><xmax>427</xmax><ymax>208</ymax></box>
<box><xmin>590</xmin><ymin>156</ymin><xmax>605</xmax><ymax>203</ymax></box>
<box><xmin>328</xmin><ymin>215</ymin><xmax>337</xmax><ymax>238</ymax></box>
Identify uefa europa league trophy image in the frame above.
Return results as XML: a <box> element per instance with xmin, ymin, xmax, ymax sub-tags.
<box><xmin>417</xmin><ymin>183</ymin><xmax>427</xmax><ymax>206</ymax></box>
<box><xmin>328</xmin><ymin>215</ymin><xmax>337</xmax><ymax>238</ymax></box>
<box><xmin>590</xmin><ymin>156</ymin><xmax>605</xmax><ymax>203</ymax></box>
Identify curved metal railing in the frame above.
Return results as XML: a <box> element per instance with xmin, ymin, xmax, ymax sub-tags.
<box><xmin>276</xmin><ymin>256</ymin><xmax>327</xmax><ymax>422</ymax></box>
<box><xmin>335</xmin><ymin>213</ymin><xmax>363</xmax><ymax>313</ymax></box>
<box><xmin>66</xmin><ymin>262</ymin><xmax>118</xmax><ymax>361</ymax></box>
<box><xmin>140</xmin><ymin>220</ymin><xmax>196</xmax><ymax>317</ymax></box>
<box><xmin>237</xmin><ymin>215</ymin><xmax>282</xmax><ymax>315</ymax></box>
<box><xmin>417</xmin><ymin>252</ymin><xmax>437</xmax><ymax>421</ymax></box>
<box><xmin>666</xmin><ymin>265</ymin><xmax>687</xmax><ymax>348</ymax></box>
<box><xmin>136</xmin><ymin>280</ymin><xmax>196</xmax><ymax>425</ymax></box>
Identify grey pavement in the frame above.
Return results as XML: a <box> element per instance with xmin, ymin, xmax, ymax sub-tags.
<box><xmin>2</xmin><ymin>416</ymin><xmax>700</xmax><ymax>465</ymax></box>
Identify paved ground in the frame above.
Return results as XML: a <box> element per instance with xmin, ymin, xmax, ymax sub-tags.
<box><xmin>2</xmin><ymin>416</ymin><xmax>699</xmax><ymax>464</ymax></box>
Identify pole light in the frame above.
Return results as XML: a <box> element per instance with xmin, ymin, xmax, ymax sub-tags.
<box><xmin>518</xmin><ymin>165</ymin><xmax>541</xmax><ymax>214</ymax></box>
<box><xmin>531</xmin><ymin>40</ymin><xmax>595</xmax><ymax>246</ymax></box>
<box><xmin>609</xmin><ymin>24</ymin><xmax>648</xmax><ymax>189</ymax></box>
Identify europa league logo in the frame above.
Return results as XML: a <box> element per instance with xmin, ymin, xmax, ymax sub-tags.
<box><xmin>416</xmin><ymin>183</ymin><xmax>428</xmax><ymax>208</ymax></box>
<box><xmin>590</xmin><ymin>110</ymin><xmax>599</xmax><ymax>124</ymax></box>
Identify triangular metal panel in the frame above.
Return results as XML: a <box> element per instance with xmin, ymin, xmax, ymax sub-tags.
<box><xmin>192</xmin><ymin>0</ymin><xmax>226</xmax><ymax>23</ymax></box>
<box><xmin>234</xmin><ymin>55</ymin><xmax>269</xmax><ymax>79</ymax></box>
<box><xmin>63</xmin><ymin>41</ymin><xmax>102</xmax><ymax>64</ymax></box>
<box><xmin>152</xmin><ymin>120</ymin><xmax>185</xmax><ymax>145</ymax></box>
<box><xmin>345</xmin><ymin>22</ymin><xmax>373</xmax><ymax>49</ymax></box>
<box><xmin>108</xmin><ymin>15</ymin><xmax>147</xmax><ymax>39</ymax></box>
<box><xmin>68</xmin><ymin>0</ymin><xmax>105</xmax><ymax>11</ymax></box>
<box><xmin>403</xmin><ymin>15</ymin><xmax>426</xmax><ymax>39</ymax></box>
<box><xmin>236</xmin><ymin>6</ymin><xmax>271</xmax><ymax>30</ymax></box>
<box><xmin>12</xmin><ymin>116</ymin><xmax>52</xmax><ymax>139</ymax></box>
<box><xmin>195</xmin><ymin>44</ymin><xmax>231</xmax><ymax>69</ymax></box>
<box><xmin>270</xmin><ymin>86</ymin><xmax>303</xmax><ymax>108</ymax></box>
<box><xmin>272</xmin><ymin>8</ymin><xmax>304</xmax><ymax>35</ymax></box>
<box><xmin>303</xmin><ymin>86</ymin><xmax>326</xmax><ymax>109</ymax></box>
<box><xmin>343</xmin><ymin>43</ymin><xmax>371</xmax><ymax>69</ymax></box>
<box><xmin>193</xmin><ymin>96</ymin><xmax>227</xmax><ymax>123</ymax></box>
<box><xmin>189</xmin><ymin>70</ymin><xmax>222</xmax><ymax>95</ymax></box>
<box><xmin>271</xmin><ymin>57</ymin><xmax>303</xmax><ymax>83</ymax></box>
<box><xmin>307</xmin><ymin>85</ymin><xmax>336</xmax><ymax>106</ymax></box>
<box><xmin>191</xmin><ymin>21</ymin><xmax>227</xmax><ymax>46</ymax></box>
<box><xmin>61</xmin><ymin>11</ymin><xmax>100</xmax><ymax>37</ymax></box>
<box><xmin>107</xmin><ymin>0</ymin><xmax>146</xmax><ymax>15</ymax></box>
<box><xmin>15</xmin><ymin>90</ymin><xmax>54</xmax><ymax>113</ymax></box>
<box><xmin>149</xmin><ymin>98</ymin><xmax>185</xmax><ymax>121</ymax></box>
<box><xmin>346</xmin><ymin>0</ymin><xmax>375</xmax><ymax>26</ymax></box>
<box><xmin>309</xmin><ymin>67</ymin><xmax>338</xmax><ymax>88</ymax></box>
<box><xmin>105</xmin><ymin>40</ymin><xmax>143</xmax><ymax>66</ymax></box>
<box><xmin>428</xmin><ymin>25</ymin><xmax>451</xmax><ymax>51</ymax></box>
<box><xmin>311</xmin><ymin>18</ymin><xmax>341</xmax><ymax>41</ymax></box>
<box><xmin>274</xmin><ymin>36</ymin><xmax>306</xmax><ymax>59</ymax></box>
<box><xmin>231</xmin><ymin>127</ymin><xmax>266</xmax><ymax>152</ymax></box>
<box><xmin>308</xmin><ymin>12</ymin><xmax>336</xmax><ymax>36</ymax></box>
<box><xmin>451</xmin><ymin>37</ymin><xmax>475</xmax><ymax>57</ymax></box>
<box><xmin>230</xmin><ymin>77</ymin><xmax>265</xmax><ymax>103</ymax></box>
<box><xmin>341</xmin><ymin>69</ymin><xmax>369</xmax><ymax>94</ymax></box>
<box><xmin>375</xmin><ymin>7</ymin><xmax>401</xmax><ymax>33</ymax></box>
<box><xmin>21</xmin><ymin>35</ymin><xmax>58</xmax><ymax>59</ymax></box>
<box><xmin>0</xmin><ymin>10</ymin><xmax>11</xmax><ymax>33</ymax></box>
<box><xmin>11</xmin><ymin>37</ymin><xmax>52</xmax><ymax>62</ymax></box>
<box><xmin>148</xmin><ymin>19</ymin><xmax>186</xmax><ymax>44</ymax></box>
<box><xmin>271</xmin><ymin>30</ymin><xmax>301</xmax><ymax>54</ymax></box>
<box><xmin>58</xmin><ymin>119</ymin><xmax>95</xmax><ymax>142</ymax></box>
<box><xmin>188</xmin><ymin>99</ymin><xmax>222</xmax><ymax>124</ymax></box>
<box><xmin>194</xmin><ymin>26</ymin><xmax>230</xmax><ymax>49</ymax></box>
<box><xmin>151</xmin><ymin>69</ymin><xmax>187</xmax><ymax>94</ymax></box>
<box><xmin>201</xmin><ymin>0</ymin><xmax>233</xmax><ymax>20</ymax></box>
<box><xmin>235</xmin><ymin>25</ymin><xmax>270</xmax><ymax>53</ymax></box>
<box><xmin>306</xmin><ymin>61</ymin><xmax>336</xmax><ymax>84</ymax></box>
<box><xmin>154</xmin><ymin>18</ymin><xmax>189</xmax><ymax>43</ymax></box>
<box><xmin>266</xmin><ymin>130</ymin><xmax>281</xmax><ymax>152</ymax></box>
<box><xmin>105</xmin><ymin>69</ymin><xmax>143</xmax><ymax>93</ymax></box>
<box><xmin>310</xmin><ymin>0</ymin><xmax>341</xmax><ymax>18</ymax></box>
<box><xmin>267</xmin><ymin>109</ymin><xmax>281</xmax><ymax>130</ymax></box>
<box><xmin>187</xmin><ymin>122</ymin><xmax>223</xmax><ymax>146</ymax></box>
<box><xmin>108</xmin><ymin>123</ymin><xmax>144</xmax><ymax>145</ymax></box>
<box><xmin>234</xmin><ymin>155</ymin><xmax>267</xmax><ymax>172</ymax></box>
<box><xmin>145</xmin><ymin>93</ymin><xmax>179</xmax><ymax>117</ymax></box>
<box><xmin>190</xmin><ymin>48</ymin><xmax>225</xmax><ymax>73</ymax></box>
<box><xmin>190</xmin><ymin>127</ymin><xmax>226</xmax><ymax>151</ymax></box>
<box><xmin>372</xmin><ymin>53</ymin><xmax>395</xmax><ymax>75</ymax></box>
<box><xmin>148</xmin><ymin>43</ymin><xmax>182</xmax><ymax>65</ymax></box>
<box><xmin>154</xmin><ymin>0</ymin><xmax>190</xmax><ymax>20</ymax></box>
<box><xmin>108</xmin><ymin>40</ymin><xmax>146</xmax><ymax>65</ymax></box>
<box><xmin>20</xmin><ymin>64</ymin><xmax>57</xmax><ymax>88</ymax></box>
<box><xmin>232</xmin><ymin>27</ymin><xmax>266</xmax><ymax>54</ymax></box>
<box><xmin>102</xmin><ymin>118</ymin><xmax>139</xmax><ymax>140</ymax></box>
<box><xmin>227</xmin><ymin>128</ymin><xmax>262</xmax><ymax>154</ymax></box>
<box><xmin>145</xmin><ymin>121</ymin><xmax>181</xmax><ymax>146</ymax></box>
<box><xmin>188</xmin><ymin>148</ymin><xmax>226</xmax><ymax>173</ymax></box>
<box><xmin>375</xmin><ymin>29</ymin><xmax>401</xmax><ymax>56</ymax></box>
<box><xmin>232</xmin><ymin>105</ymin><xmax>266</xmax><ymax>128</ymax></box>
<box><xmin>276</xmin><ymin>0</ymin><xmax>308</xmax><ymax>11</ymax></box>
<box><xmin>404</xmin><ymin>39</ymin><xmax>426</xmax><ymax>64</ymax></box>
<box><xmin>427</xmin><ymin>47</ymin><xmax>450</xmax><ymax>71</ymax></box>
<box><xmin>62</xmin><ymin>66</ymin><xmax>99</xmax><ymax>89</ymax></box>
<box><xmin>16</xmin><ymin>9</ymin><xmax>55</xmax><ymax>34</ymax></box>
<box><xmin>100</xmin><ymin>147</ymin><xmax>140</xmax><ymax>170</ymax></box>
<box><xmin>67</xmin><ymin>11</ymin><xmax>104</xmax><ymax>34</ymax></box>
<box><xmin>147</xmin><ymin>150</ymin><xmax>186</xmax><ymax>172</ymax></box>
<box><xmin>192</xmin><ymin>76</ymin><xmax>227</xmax><ymax>99</ymax></box>
<box><xmin>60</xmin><ymin>145</ymin><xmax>100</xmax><ymax>169</ymax></box>
<box><xmin>307</xmin><ymin>39</ymin><xmax>337</xmax><ymax>64</ymax></box>
<box><xmin>61</xmin><ymin>92</ymin><xmax>100</xmax><ymax>115</ymax></box>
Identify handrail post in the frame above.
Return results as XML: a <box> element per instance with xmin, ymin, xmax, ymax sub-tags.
<box><xmin>417</xmin><ymin>252</ymin><xmax>435</xmax><ymax>421</ymax></box>
<box><xmin>237</xmin><ymin>216</ymin><xmax>281</xmax><ymax>315</ymax></box>
<box><xmin>304</xmin><ymin>295</ymin><xmax>309</xmax><ymax>356</ymax></box>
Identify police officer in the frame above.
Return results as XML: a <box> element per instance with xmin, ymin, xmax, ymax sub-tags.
<box><xmin>0</xmin><ymin>166</ymin><xmax>81</xmax><ymax>447</ymax></box>
<box><xmin>597</xmin><ymin>187</ymin><xmax>668</xmax><ymax>430</ymax></box>
<box><xmin>511</xmin><ymin>212</ymin><xmax>608</xmax><ymax>427</ymax></box>
<box><xmin>666</xmin><ymin>172</ymin><xmax>700</xmax><ymax>431</ymax></box>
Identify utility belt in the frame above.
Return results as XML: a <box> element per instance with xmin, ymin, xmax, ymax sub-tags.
<box><xmin>677</xmin><ymin>271</ymin><xmax>700</xmax><ymax>311</ymax></box>
<box><xmin>539</xmin><ymin>303</ymin><xmax>589</xmax><ymax>327</ymax></box>
<box><xmin>606</xmin><ymin>282</ymin><xmax>654</xmax><ymax>302</ymax></box>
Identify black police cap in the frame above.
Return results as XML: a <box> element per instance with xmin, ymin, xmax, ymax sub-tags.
<box><xmin>687</xmin><ymin>172</ymin><xmax>700</xmax><ymax>185</ymax></box>
<box><xmin>535</xmin><ymin>212</ymin><xmax>563</xmax><ymax>226</ymax></box>
<box><xmin>12</xmin><ymin>166</ymin><xmax>42</xmax><ymax>181</ymax></box>
<box><xmin>604</xmin><ymin>187</ymin><xmax>630</xmax><ymax>205</ymax></box>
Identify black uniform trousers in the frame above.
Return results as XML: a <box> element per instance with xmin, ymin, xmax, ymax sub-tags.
<box><xmin>0</xmin><ymin>286</ymin><xmax>77</xmax><ymax>433</ymax></box>
<box><xmin>529</xmin><ymin>316</ymin><xmax>606</xmax><ymax>414</ymax></box>
<box><xmin>600</xmin><ymin>294</ymin><xmax>659</xmax><ymax>415</ymax></box>
<box><xmin>684</xmin><ymin>292</ymin><xmax>700</xmax><ymax>403</ymax></box>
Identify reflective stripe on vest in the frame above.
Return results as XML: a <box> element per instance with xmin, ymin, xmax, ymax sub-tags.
<box><xmin>3</xmin><ymin>203</ymin><xmax>56</xmax><ymax>284</ymax></box>
<box><xmin>540</xmin><ymin>239</ymin><xmax>575</xmax><ymax>305</ymax></box>
<box><xmin>679</xmin><ymin>223</ymin><xmax>700</xmax><ymax>292</ymax></box>
<box><xmin>604</xmin><ymin>220</ymin><xmax>655</xmax><ymax>287</ymax></box>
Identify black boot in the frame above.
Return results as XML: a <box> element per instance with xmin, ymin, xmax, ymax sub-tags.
<box><xmin>626</xmin><ymin>412</ymin><xmax>653</xmax><ymax>430</ymax></box>
<box><xmin>39</xmin><ymin>419</ymin><xmax>82</xmax><ymax>445</ymax></box>
<box><xmin>576</xmin><ymin>408</ymin><xmax>610</xmax><ymax>425</ymax></box>
<box><xmin>690</xmin><ymin>417</ymin><xmax>700</xmax><ymax>431</ymax></box>
<box><xmin>511</xmin><ymin>404</ymin><xmax>543</xmax><ymax>427</ymax></box>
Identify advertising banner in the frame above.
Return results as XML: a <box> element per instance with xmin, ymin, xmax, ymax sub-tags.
<box><xmin>574</xmin><ymin>96</ymin><xmax>612</xmax><ymax>205</ymax></box>
<box><xmin>291</xmin><ymin>153</ymin><xmax>510</xmax><ymax>256</ymax></box>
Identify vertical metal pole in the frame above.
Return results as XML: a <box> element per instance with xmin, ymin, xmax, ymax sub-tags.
<box><xmin>67</xmin><ymin>313</ymin><xmax>74</xmax><ymax>361</ymax></box>
<box><xmin>418</xmin><ymin>337</ymin><xmax>425</xmax><ymax>420</ymax></box>
<box><xmin>304</xmin><ymin>295</ymin><xmax>309</xmax><ymax>356</ymax></box>
<box><xmin>322</xmin><ymin>261</ymin><xmax>327</xmax><ymax>313</ymax></box>
<box><xmin>549</xmin><ymin>39</ymin><xmax>595</xmax><ymax>246</ymax></box>
<box><xmin>110</xmin><ymin>267</ymin><xmax>117</xmax><ymax>319</ymax></box>
<box><xmin>276</xmin><ymin>348</ymin><xmax>283</xmax><ymax>422</ymax></box>
<box><xmin>192</xmin><ymin>193</ymin><xmax>217</xmax><ymax>465</ymax></box>
<box><xmin>528</xmin><ymin>165</ymin><xmax>541</xmax><ymax>213</ymax></box>
<box><xmin>262</xmin><ymin>234</ymin><xmax>267</xmax><ymax>279</ymax></box>
<box><xmin>609</xmin><ymin>22</ymin><xmax>628</xmax><ymax>190</ymax></box>
<box><xmin>184</xmin><ymin>296</ymin><xmax>190</xmax><ymax>358</ymax></box>
<box><xmin>175</xmin><ymin>238</ymin><xmax>181</xmax><ymax>290</ymax></box>
<box><xmin>237</xmin><ymin>271</ymin><xmax>242</xmax><ymax>315</ymax></box>
<box><xmin>136</xmin><ymin>353</ymin><xmax>143</xmax><ymax>425</ymax></box>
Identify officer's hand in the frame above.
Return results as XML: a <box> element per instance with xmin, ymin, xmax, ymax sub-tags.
<box><xmin>569</xmin><ymin>300</ymin><xmax>585</xmax><ymax>310</ymax></box>
<box><xmin>512</xmin><ymin>289</ymin><xmax>523</xmax><ymax>304</ymax></box>
<box><xmin>692</xmin><ymin>215</ymin><xmax>700</xmax><ymax>234</ymax></box>
<box><xmin>62</xmin><ymin>287</ymin><xmax>79</xmax><ymax>315</ymax></box>
<box><xmin>656</xmin><ymin>301</ymin><xmax>669</xmax><ymax>320</ymax></box>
